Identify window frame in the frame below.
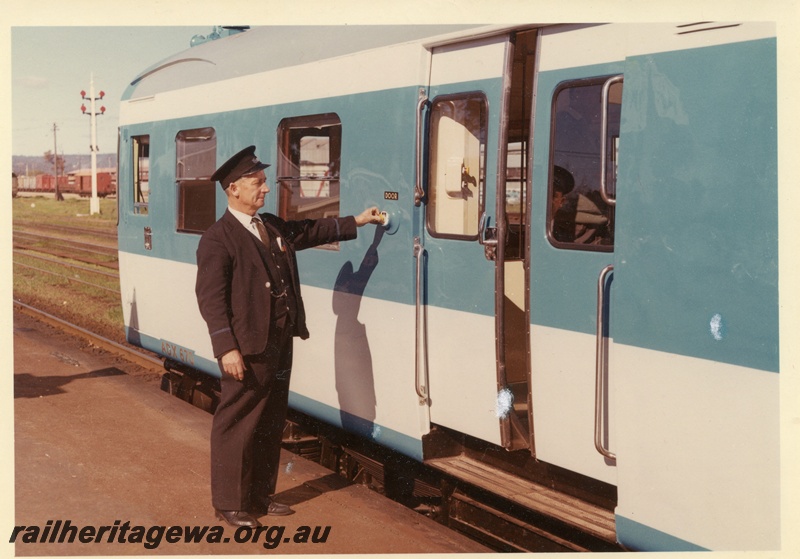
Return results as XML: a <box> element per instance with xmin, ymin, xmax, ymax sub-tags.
<box><xmin>175</xmin><ymin>127</ymin><xmax>217</xmax><ymax>235</ymax></box>
<box><xmin>276</xmin><ymin>113</ymin><xmax>342</xmax><ymax>249</ymax></box>
<box><xmin>546</xmin><ymin>75</ymin><xmax>620</xmax><ymax>252</ymax></box>
<box><xmin>425</xmin><ymin>91</ymin><xmax>489</xmax><ymax>241</ymax></box>
<box><xmin>132</xmin><ymin>135</ymin><xmax>150</xmax><ymax>216</ymax></box>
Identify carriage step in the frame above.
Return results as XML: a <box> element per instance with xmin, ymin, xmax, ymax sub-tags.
<box><xmin>427</xmin><ymin>455</ymin><xmax>617</xmax><ymax>547</ymax></box>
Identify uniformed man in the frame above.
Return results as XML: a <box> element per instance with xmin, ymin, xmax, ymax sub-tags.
<box><xmin>195</xmin><ymin>145</ymin><xmax>383</xmax><ymax>527</ymax></box>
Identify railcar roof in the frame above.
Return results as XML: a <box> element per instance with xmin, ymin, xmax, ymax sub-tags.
<box><xmin>122</xmin><ymin>25</ymin><xmax>484</xmax><ymax>100</ymax></box>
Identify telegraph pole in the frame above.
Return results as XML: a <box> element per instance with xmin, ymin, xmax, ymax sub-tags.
<box><xmin>80</xmin><ymin>73</ymin><xmax>105</xmax><ymax>215</ymax></box>
<box><xmin>52</xmin><ymin>123</ymin><xmax>63</xmax><ymax>201</ymax></box>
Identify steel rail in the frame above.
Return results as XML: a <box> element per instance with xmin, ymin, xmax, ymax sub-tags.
<box><xmin>14</xmin><ymin>239</ymin><xmax>118</xmax><ymax>261</ymax></box>
<box><xmin>13</xmin><ymin>261</ymin><xmax>120</xmax><ymax>295</ymax></box>
<box><xmin>13</xmin><ymin>220</ymin><xmax>117</xmax><ymax>240</ymax></box>
<box><xmin>13</xmin><ymin>300</ymin><xmax>164</xmax><ymax>371</ymax></box>
<box><xmin>14</xmin><ymin>230</ymin><xmax>118</xmax><ymax>256</ymax></box>
<box><xmin>13</xmin><ymin>249</ymin><xmax>120</xmax><ymax>277</ymax></box>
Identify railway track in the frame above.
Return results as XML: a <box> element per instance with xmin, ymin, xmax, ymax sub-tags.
<box><xmin>14</xmin><ymin>301</ymin><xmax>163</xmax><ymax>372</ymax></box>
<box><xmin>13</xmin><ymin>261</ymin><xmax>119</xmax><ymax>295</ymax></box>
<box><xmin>13</xmin><ymin>242</ymin><xmax>119</xmax><ymax>271</ymax></box>
<box><xmin>13</xmin><ymin>231</ymin><xmax>119</xmax><ymax>296</ymax></box>
<box><xmin>12</xmin><ymin>227</ymin><xmax>120</xmax><ymax>300</ymax></box>
<box><xmin>12</xmin><ymin>251</ymin><xmax>119</xmax><ymax>280</ymax></box>
<box><xmin>13</xmin><ymin>247</ymin><xmax>119</xmax><ymax>272</ymax></box>
<box><xmin>14</xmin><ymin>230</ymin><xmax>118</xmax><ymax>256</ymax></box>
<box><xmin>13</xmin><ymin>220</ymin><xmax>117</xmax><ymax>241</ymax></box>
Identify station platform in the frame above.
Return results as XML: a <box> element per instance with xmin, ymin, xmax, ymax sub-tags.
<box><xmin>10</xmin><ymin>310</ymin><xmax>490</xmax><ymax>555</ymax></box>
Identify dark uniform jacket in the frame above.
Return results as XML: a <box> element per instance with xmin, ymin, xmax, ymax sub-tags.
<box><xmin>195</xmin><ymin>209</ymin><xmax>357</xmax><ymax>358</ymax></box>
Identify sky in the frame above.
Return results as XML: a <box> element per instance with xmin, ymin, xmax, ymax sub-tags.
<box><xmin>12</xmin><ymin>26</ymin><xmax>210</xmax><ymax>157</ymax></box>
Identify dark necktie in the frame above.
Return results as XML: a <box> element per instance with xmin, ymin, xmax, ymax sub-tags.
<box><xmin>251</xmin><ymin>217</ymin><xmax>269</xmax><ymax>247</ymax></box>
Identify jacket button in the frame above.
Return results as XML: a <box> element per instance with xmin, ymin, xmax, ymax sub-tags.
<box><xmin>265</xmin><ymin>282</ymin><xmax>271</xmax><ymax>289</ymax></box>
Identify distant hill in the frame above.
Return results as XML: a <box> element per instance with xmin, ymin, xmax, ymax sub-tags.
<box><xmin>12</xmin><ymin>154</ymin><xmax>117</xmax><ymax>176</ymax></box>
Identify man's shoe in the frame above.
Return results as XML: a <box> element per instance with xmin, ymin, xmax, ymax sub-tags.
<box><xmin>215</xmin><ymin>509</ymin><xmax>262</xmax><ymax>527</ymax></box>
<box><xmin>252</xmin><ymin>497</ymin><xmax>295</xmax><ymax>516</ymax></box>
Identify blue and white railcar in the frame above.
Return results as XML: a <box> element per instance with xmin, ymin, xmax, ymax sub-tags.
<box><xmin>117</xmin><ymin>23</ymin><xmax>780</xmax><ymax>551</ymax></box>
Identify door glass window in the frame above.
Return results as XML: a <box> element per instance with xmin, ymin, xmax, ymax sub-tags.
<box><xmin>548</xmin><ymin>78</ymin><xmax>621</xmax><ymax>250</ymax></box>
<box><xmin>176</xmin><ymin>127</ymin><xmax>217</xmax><ymax>233</ymax></box>
<box><xmin>427</xmin><ymin>93</ymin><xmax>487</xmax><ymax>239</ymax></box>
<box><xmin>505</xmin><ymin>141</ymin><xmax>526</xmax><ymax>260</ymax></box>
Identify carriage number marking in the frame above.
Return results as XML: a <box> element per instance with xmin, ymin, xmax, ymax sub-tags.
<box><xmin>384</xmin><ymin>191</ymin><xmax>399</xmax><ymax>201</ymax></box>
<box><xmin>161</xmin><ymin>340</ymin><xmax>195</xmax><ymax>365</ymax></box>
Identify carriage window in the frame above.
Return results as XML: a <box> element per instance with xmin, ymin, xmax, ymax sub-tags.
<box><xmin>132</xmin><ymin>135</ymin><xmax>149</xmax><ymax>215</ymax></box>
<box><xmin>548</xmin><ymin>77</ymin><xmax>621</xmax><ymax>250</ymax></box>
<box><xmin>176</xmin><ymin>127</ymin><xmax>216</xmax><ymax>233</ymax></box>
<box><xmin>505</xmin><ymin>141</ymin><xmax>526</xmax><ymax>260</ymax></box>
<box><xmin>277</xmin><ymin>114</ymin><xmax>341</xmax><ymax>245</ymax></box>
<box><xmin>427</xmin><ymin>93</ymin><xmax>487</xmax><ymax>239</ymax></box>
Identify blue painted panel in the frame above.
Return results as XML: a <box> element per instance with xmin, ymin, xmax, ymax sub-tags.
<box><xmin>612</xmin><ymin>39</ymin><xmax>778</xmax><ymax>373</ymax></box>
<box><xmin>616</xmin><ymin>515</ymin><xmax>707</xmax><ymax>551</ymax></box>
<box><xmin>118</xmin><ymin>119</ymin><xmax>206</xmax><ymax>265</ymax></box>
<box><xmin>422</xmin><ymin>77</ymin><xmax>505</xmax><ymax>317</ymax></box>
<box><xmin>291</xmin><ymin>88</ymin><xmax>421</xmax><ymax>306</ymax></box>
<box><xmin>119</xmin><ymin>76</ymin><xmax>508</xmax><ymax>316</ymax></box>
<box><xmin>530</xmin><ymin>61</ymin><xmax>625</xmax><ymax>335</ymax></box>
<box><xmin>118</xmin><ymin>86</ymin><xmax>423</xmax><ymax>308</ymax></box>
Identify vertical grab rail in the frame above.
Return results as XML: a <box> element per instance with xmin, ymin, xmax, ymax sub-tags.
<box><xmin>413</xmin><ymin>237</ymin><xmax>428</xmax><ymax>403</ymax></box>
<box><xmin>595</xmin><ymin>264</ymin><xmax>616</xmax><ymax>460</ymax></box>
<box><xmin>414</xmin><ymin>89</ymin><xmax>428</xmax><ymax>207</ymax></box>
<box><xmin>413</xmin><ymin>86</ymin><xmax>429</xmax><ymax>401</ymax></box>
<box><xmin>600</xmin><ymin>75</ymin><xmax>623</xmax><ymax>206</ymax></box>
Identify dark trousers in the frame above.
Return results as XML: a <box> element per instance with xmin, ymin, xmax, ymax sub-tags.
<box><xmin>210</xmin><ymin>323</ymin><xmax>293</xmax><ymax>511</ymax></box>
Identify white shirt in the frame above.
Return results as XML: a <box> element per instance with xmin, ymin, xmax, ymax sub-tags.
<box><xmin>228</xmin><ymin>206</ymin><xmax>263</xmax><ymax>241</ymax></box>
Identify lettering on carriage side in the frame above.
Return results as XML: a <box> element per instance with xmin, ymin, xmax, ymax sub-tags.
<box><xmin>160</xmin><ymin>340</ymin><xmax>196</xmax><ymax>365</ymax></box>
<box><xmin>384</xmin><ymin>191</ymin><xmax>399</xmax><ymax>201</ymax></box>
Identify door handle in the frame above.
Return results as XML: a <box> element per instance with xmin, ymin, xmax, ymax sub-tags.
<box><xmin>594</xmin><ymin>264</ymin><xmax>616</xmax><ymax>460</ymax></box>
<box><xmin>414</xmin><ymin>89</ymin><xmax>428</xmax><ymax>207</ymax></box>
<box><xmin>479</xmin><ymin>212</ymin><xmax>498</xmax><ymax>246</ymax></box>
<box><xmin>413</xmin><ymin>237</ymin><xmax>428</xmax><ymax>403</ymax></box>
<box><xmin>478</xmin><ymin>213</ymin><xmax>498</xmax><ymax>261</ymax></box>
<box><xmin>600</xmin><ymin>75</ymin><xmax>623</xmax><ymax>206</ymax></box>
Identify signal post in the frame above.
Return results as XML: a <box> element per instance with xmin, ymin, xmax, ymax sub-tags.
<box><xmin>80</xmin><ymin>74</ymin><xmax>105</xmax><ymax>215</ymax></box>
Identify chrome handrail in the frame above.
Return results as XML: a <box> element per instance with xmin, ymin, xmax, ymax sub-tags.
<box><xmin>414</xmin><ymin>89</ymin><xmax>428</xmax><ymax>207</ymax></box>
<box><xmin>413</xmin><ymin>236</ymin><xmax>428</xmax><ymax>403</ymax></box>
<box><xmin>594</xmin><ymin>264</ymin><xmax>616</xmax><ymax>460</ymax></box>
<box><xmin>600</xmin><ymin>75</ymin><xmax>623</xmax><ymax>206</ymax></box>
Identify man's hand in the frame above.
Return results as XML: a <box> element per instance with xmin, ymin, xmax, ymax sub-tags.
<box><xmin>354</xmin><ymin>206</ymin><xmax>384</xmax><ymax>227</ymax></box>
<box><xmin>220</xmin><ymin>349</ymin><xmax>246</xmax><ymax>381</ymax></box>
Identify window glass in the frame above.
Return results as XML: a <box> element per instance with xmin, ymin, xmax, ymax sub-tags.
<box><xmin>505</xmin><ymin>141</ymin><xmax>526</xmax><ymax>259</ymax></box>
<box><xmin>548</xmin><ymin>78</ymin><xmax>620</xmax><ymax>249</ymax></box>
<box><xmin>427</xmin><ymin>94</ymin><xmax>487</xmax><ymax>239</ymax></box>
<box><xmin>277</xmin><ymin>114</ymin><xmax>341</xmax><ymax>227</ymax></box>
<box><xmin>176</xmin><ymin>127</ymin><xmax>216</xmax><ymax>233</ymax></box>
<box><xmin>132</xmin><ymin>135</ymin><xmax>149</xmax><ymax>215</ymax></box>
